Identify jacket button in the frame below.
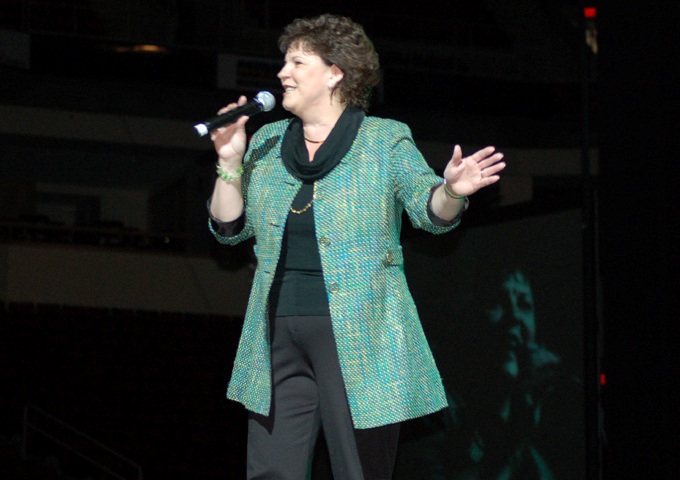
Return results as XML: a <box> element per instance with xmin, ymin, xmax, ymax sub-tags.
<box><xmin>328</xmin><ymin>282</ymin><xmax>339</xmax><ymax>293</ymax></box>
<box><xmin>385</xmin><ymin>252</ymin><xmax>394</xmax><ymax>264</ymax></box>
<box><xmin>319</xmin><ymin>236</ymin><xmax>331</xmax><ymax>247</ymax></box>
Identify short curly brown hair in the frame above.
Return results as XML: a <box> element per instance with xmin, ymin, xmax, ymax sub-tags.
<box><xmin>278</xmin><ymin>14</ymin><xmax>381</xmax><ymax>111</ymax></box>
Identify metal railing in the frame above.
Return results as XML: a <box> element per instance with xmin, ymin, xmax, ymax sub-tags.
<box><xmin>22</xmin><ymin>404</ymin><xmax>143</xmax><ymax>480</ymax></box>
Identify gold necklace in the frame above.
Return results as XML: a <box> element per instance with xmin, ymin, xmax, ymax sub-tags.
<box><xmin>290</xmin><ymin>182</ymin><xmax>317</xmax><ymax>214</ymax></box>
<box><xmin>304</xmin><ymin>137</ymin><xmax>325</xmax><ymax>144</ymax></box>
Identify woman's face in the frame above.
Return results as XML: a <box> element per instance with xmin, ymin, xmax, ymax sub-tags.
<box><xmin>483</xmin><ymin>270</ymin><xmax>536</xmax><ymax>378</ymax></box>
<box><xmin>277</xmin><ymin>44</ymin><xmax>343</xmax><ymax>117</ymax></box>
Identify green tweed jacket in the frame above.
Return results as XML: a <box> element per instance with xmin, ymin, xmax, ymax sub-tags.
<box><xmin>211</xmin><ymin>116</ymin><xmax>459</xmax><ymax>429</ymax></box>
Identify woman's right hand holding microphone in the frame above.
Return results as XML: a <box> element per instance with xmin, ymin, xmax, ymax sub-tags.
<box><xmin>212</xmin><ymin>95</ymin><xmax>250</xmax><ymax>167</ymax></box>
<box><xmin>209</xmin><ymin>95</ymin><xmax>250</xmax><ymax>222</ymax></box>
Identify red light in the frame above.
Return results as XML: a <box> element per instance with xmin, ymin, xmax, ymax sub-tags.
<box><xmin>600</xmin><ymin>373</ymin><xmax>606</xmax><ymax>385</ymax></box>
<box><xmin>584</xmin><ymin>7</ymin><xmax>597</xmax><ymax>18</ymax></box>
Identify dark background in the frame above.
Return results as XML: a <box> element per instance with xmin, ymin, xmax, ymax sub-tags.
<box><xmin>2</xmin><ymin>0</ymin><xmax>679</xmax><ymax>479</ymax></box>
<box><xmin>597</xmin><ymin>2</ymin><xmax>679</xmax><ymax>479</ymax></box>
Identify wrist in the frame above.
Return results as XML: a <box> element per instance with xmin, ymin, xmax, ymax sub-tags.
<box><xmin>442</xmin><ymin>179</ymin><xmax>465</xmax><ymax>200</ymax></box>
<box><xmin>216</xmin><ymin>163</ymin><xmax>244</xmax><ymax>182</ymax></box>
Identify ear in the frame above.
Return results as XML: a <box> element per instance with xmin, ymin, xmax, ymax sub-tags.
<box><xmin>328</xmin><ymin>65</ymin><xmax>344</xmax><ymax>88</ymax></box>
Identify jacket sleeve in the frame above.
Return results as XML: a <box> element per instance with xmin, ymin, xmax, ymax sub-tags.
<box><xmin>388</xmin><ymin>121</ymin><xmax>460</xmax><ymax>234</ymax></box>
<box><xmin>207</xmin><ymin>200</ymin><xmax>245</xmax><ymax>236</ymax></box>
<box><xmin>206</xmin><ymin>135</ymin><xmax>265</xmax><ymax>246</ymax></box>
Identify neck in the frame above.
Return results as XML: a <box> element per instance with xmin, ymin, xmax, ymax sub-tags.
<box><xmin>301</xmin><ymin>103</ymin><xmax>346</xmax><ymax>143</ymax></box>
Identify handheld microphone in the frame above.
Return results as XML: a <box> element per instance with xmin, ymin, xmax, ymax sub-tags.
<box><xmin>193</xmin><ymin>91</ymin><xmax>276</xmax><ymax>137</ymax></box>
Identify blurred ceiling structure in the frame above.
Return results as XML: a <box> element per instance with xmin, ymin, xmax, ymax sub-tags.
<box><xmin>0</xmin><ymin>0</ymin><xmax>592</xmax><ymax>190</ymax></box>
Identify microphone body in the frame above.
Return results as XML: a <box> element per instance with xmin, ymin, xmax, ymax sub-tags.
<box><xmin>194</xmin><ymin>91</ymin><xmax>276</xmax><ymax>137</ymax></box>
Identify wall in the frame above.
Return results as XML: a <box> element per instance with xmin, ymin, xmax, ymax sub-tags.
<box><xmin>0</xmin><ymin>243</ymin><xmax>252</xmax><ymax>316</ymax></box>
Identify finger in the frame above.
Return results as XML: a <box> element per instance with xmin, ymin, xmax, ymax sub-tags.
<box><xmin>478</xmin><ymin>152</ymin><xmax>505</xmax><ymax>169</ymax></box>
<box><xmin>217</xmin><ymin>102</ymin><xmax>239</xmax><ymax>115</ymax></box>
<box><xmin>480</xmin><ymin>162</ymin><xmax>506</xmax><ymax>182</ymax></box>
<box><xmin>470</xmin><ymin>146</ymin><xmax>497</xmax><ymax>163</ymax></box>
<box><xmin>451</xmin><ymin>144</ymin><xmax>463</xmax><ymax>166</ymax></box>
<box><xmin>217</xmin><ymin>95</ymin><xmax>248</xmax><ymax>114</ymax></box>
<box><xmin>485</xmin><ymin>159</ymin><xmax>507</xmax><ymax>175</ymax></box>
<box><xmin>483</xmin><ymin>173</ymin><xmax>502</xmax><ymax>185</ymax></box>
<box><xmin>466</xmin><ymin>146</ymin><xmax>493</xmax><ymax>163</ymax></box>
<box><xmin>234</xmin><ymin>115</ymin><xmax>250</xmax><ymax>128</ymax></box>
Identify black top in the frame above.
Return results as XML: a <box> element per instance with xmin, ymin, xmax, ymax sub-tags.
<box><xmin>269</xmin><ymin>182</ymin><xmax>329</xmax><ymax>316</ymax></box>
<box><xmin>270</xmin><ymin>107</ymin><xmax>365</xmax><ymax>317</ymax></box>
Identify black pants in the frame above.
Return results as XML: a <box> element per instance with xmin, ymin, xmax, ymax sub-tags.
<box><xmin>247</xmin><ymin>315</ymin><xmax>400</xmax><ymax>480</ymax></box>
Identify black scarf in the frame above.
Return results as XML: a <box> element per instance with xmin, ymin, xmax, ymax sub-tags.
<box><xmin>280</xmin><ymin>106</ymin><xmax>365</xmax><ymax>181</ymax></box>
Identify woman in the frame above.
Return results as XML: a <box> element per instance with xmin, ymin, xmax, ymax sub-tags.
<box><xmin>208</xmin><ymin>14</ymin><xmax>505</xmax><ymax>480</ymax></box>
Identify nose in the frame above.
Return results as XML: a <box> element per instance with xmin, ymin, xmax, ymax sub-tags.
<box><xmin>277</xmin><ymin>64</ymin><xmax>289</xmax><ymax>80</ymax></box>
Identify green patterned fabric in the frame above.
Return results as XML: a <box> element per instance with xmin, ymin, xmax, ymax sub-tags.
<box><xmin>210</xmin><ymin>116</ymin><xmax>459</xmax><ymax>428</ymax></box>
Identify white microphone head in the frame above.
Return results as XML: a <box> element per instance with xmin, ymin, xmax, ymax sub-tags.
<box><xmin>254</xmin><ymin>91</ymin><xmax>276</xmax><ymax>112</ymax></box>
<box><xmin>194</xmin><ymin>123</ymin><xmax>209</xmax><ymax>137</ymax></box>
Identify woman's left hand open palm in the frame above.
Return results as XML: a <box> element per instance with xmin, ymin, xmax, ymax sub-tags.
<box><xmin>443</xmin><ymin>145</ymin><xmax>506</xmax><ymax>197</ymax></box>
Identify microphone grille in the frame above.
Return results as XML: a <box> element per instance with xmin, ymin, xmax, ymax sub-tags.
<box><xmin>255</xmin><ymin>91</ymin><xmax>276</xmax><ymax>112</ymax></box>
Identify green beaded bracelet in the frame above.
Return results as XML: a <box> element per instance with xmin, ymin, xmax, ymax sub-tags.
<box><xmin>216</xmin><ymin>163</ymin><xmax>244</xmax><ymax>182</ymax></box>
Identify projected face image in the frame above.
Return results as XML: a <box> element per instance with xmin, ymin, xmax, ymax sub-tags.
<box><xmin>485</xmin><ymin>269</ymin><xmax>536</xmax><ymax>378</ymax></box>
<box><xmin>396</xmin><ymin>211</ymin><xmax>585</xmax><ymax>480</ymax></box>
